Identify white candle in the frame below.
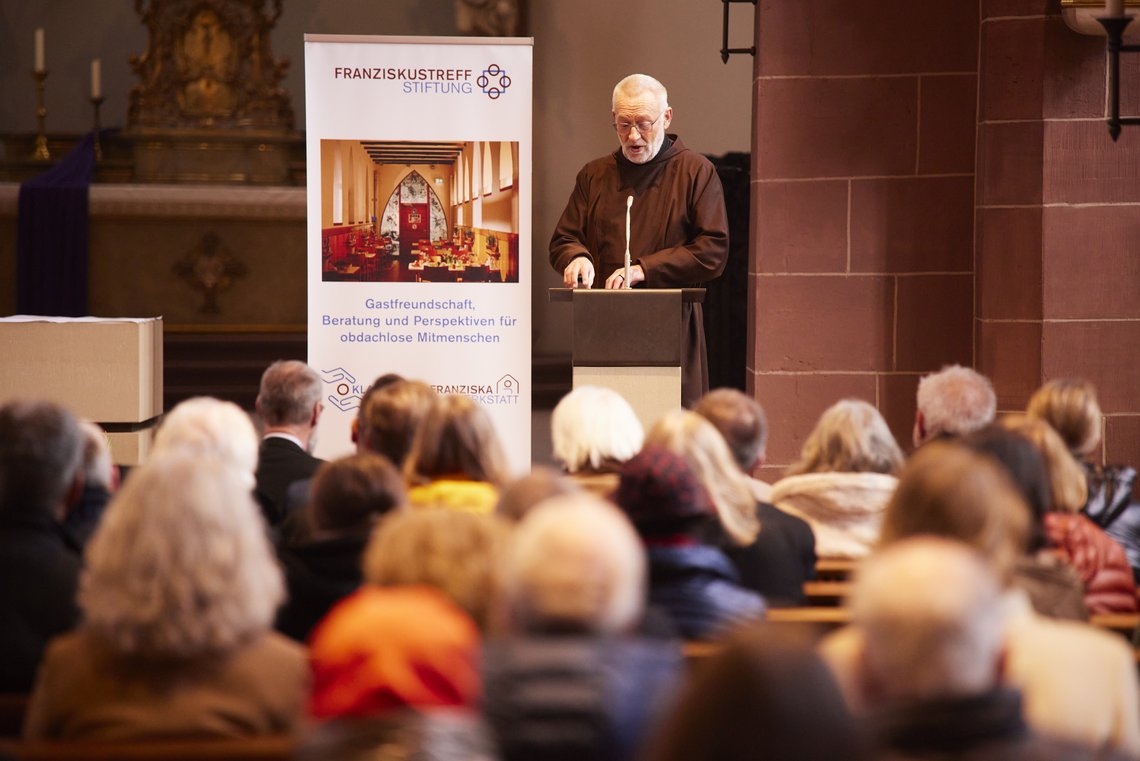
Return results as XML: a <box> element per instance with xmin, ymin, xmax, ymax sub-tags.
<box><xmin>91</xmin><ymin>59</ymin><xmax>101</xmax><ymax>98</ymax></box>
<box><xmin>34</xmin><ymin>28</ymin><xmax>44</xmax><ymax>72</ymax></box>
<box><xmin>1107</xmin><ymin>0</ymin><xmax>1125</xmax><ymax>17</ymax></box>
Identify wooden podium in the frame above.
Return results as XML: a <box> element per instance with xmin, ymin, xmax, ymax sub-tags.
<box><xmin>550</xmin><ymin>288</ymin><xmax>704</xmax><ymax>429</ymax></box>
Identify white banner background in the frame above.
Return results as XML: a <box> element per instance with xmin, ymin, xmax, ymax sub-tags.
<box><xmin>304</xmin><ymin>35</ymin><xmax>532</xmax><ymax>471</ymax></box>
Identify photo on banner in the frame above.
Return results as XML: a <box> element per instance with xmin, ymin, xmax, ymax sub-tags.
<box><xmin>305</xmin><ymin>36</ymin><xmax>532</xmax><ymax>471</ymax></box>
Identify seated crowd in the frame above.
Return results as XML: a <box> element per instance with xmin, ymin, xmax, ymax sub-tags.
<box><xmin>2</xmin><ymin>361</ymin><xmax>1140</xmax><ymax>760</ymax></box>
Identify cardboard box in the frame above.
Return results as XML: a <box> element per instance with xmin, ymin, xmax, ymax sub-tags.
<box><xmin>0</xmin><ymin>317</ymin><xmax>163</xmax><ymax>423</ymax></box>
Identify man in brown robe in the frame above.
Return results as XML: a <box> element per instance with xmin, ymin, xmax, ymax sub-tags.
<box><xmin>549</xmin><ymin>74</ymin><xmax>728</xmax><ymax>407</ymax></box>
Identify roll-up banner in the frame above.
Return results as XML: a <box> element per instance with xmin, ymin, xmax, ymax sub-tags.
<box><xmin>304</xmin><ymin>35</ymin><xmax>532</xmax><ymax>471</ymax></box>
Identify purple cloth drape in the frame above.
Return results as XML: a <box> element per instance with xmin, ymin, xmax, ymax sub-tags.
<box><xmin>16</xmin><ymin>132</ymin><xmax>96</xmax><ymax>316</ymax></box>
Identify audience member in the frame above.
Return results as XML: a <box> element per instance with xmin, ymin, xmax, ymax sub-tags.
<box><xmin>694</xmin><ymin>389</ymin><xmax>817</xmax><ymax>606</ymax></box>
<box><xmin>404</xmin><ymin>394</ymin><xmax>510</xmax><ymax>513</ymax></box>
<box><xmin>1028</xmin><ymin>378</ymin><xmax>1140</xmax><ymax>576</ymax></box>
<box><xmin>645</xmin><ymin>627</ymin><xmax>868</xmax><ymax>761</ymax></box>
<box><xmin>308</xmin><ymin>585</ymin><xmax>481</xmax><ymax>719</ymax></box>
<box><xmin>495</xmin><ymin>466</ymin><xmax>581</xmax><ymax>522</ymax></box>
<box><xmin>0</xmin><ymin>400</ymin><xmax>85</xmax><ymax>692</ymax></box>
<box><xmin>913</xmin><ymin>364</ymin><xmax>996</xmax><ymax>447</ymax></box>
<box><xmin>1001</xmin><ymin>414</ymin><xmax>1137</xmax><ymax>614</ymax></box>
<box><xmin>614</xmin><ymin>445</ymin><xmax>764</xmax><ymax>640</ymax></box>
<box><xmin>355</xmin><ymin>377</ymin><xmax>436</xmax><ymax>465</ymax></box>
<box><xmin>152</xmin><ymin>396</ymin><xmax>259</xmax><ymax>482</ymax></box>
<box><xmin>820</xmin><ymin>441</ymin><xmax>1140</xmax><ymax>756</ymax></box>
<box><xmin>485</xmin><ymin>493</ymin><xmax>683</xmax><ymax>761</ymax></box>
<box><xmin>852</xmin><ymin>537</ymin><xmax>1121</xmax><ymax>760</ymax></box>
<box><xmin>551</xmin><ymin>386</ymin><xmax>644</xmax><ymax>496</ymax></box>
<box><xmin>962</xmin><ymin>425</ymin><xmax>1088</xmax><ymax>621</ymax></box>
<box><xmin>275</xmin><ymin>453</ymin><xmax>407</xmax><ymax>642</ymax></box>
<box><xmin>24</xmin><ymin>452</ymin><xmax>307</xmax><ymax>740</ymax></box>
<box><xmin>364</xmin><ymin>509</ymin><xmax>510</xmax><ymax>632</ymax></box>
<box><xmin>253</xmin><ymin>360</ymin><xmax>325</xmax><ymax>525</ymax></box>
<box><xmin>644</xmin><ymin>410</ymin><xmax>760</xmax><ymax>550</ymax></box>
<box><xmin>770</xmin><ymin>399</ymin><xmax>902</xmax><ymax>559</ymax></box>
<box><xmin>60</xmin><ymin>420</ymin><xmax>118</xmax><ymax>548</ymax></box>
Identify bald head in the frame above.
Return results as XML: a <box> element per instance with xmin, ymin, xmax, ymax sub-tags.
<box><xmin>612</xmin><ymin>74</ymin><xmax>668</xmax><ymax>112</ymax></box>
<box><xmin>853</xmin><ymin>538</ymin><xmax>1005</xmax><ymax>704</ymax></box>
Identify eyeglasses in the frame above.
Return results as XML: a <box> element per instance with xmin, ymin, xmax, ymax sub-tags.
<box><xmin>613</xmin><ymin>111</ymin><xmax>665</xmax><ymax>137</ymax></box>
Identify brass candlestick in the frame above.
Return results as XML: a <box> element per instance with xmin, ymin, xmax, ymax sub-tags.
<box><xmin>32</xmin><ymin>69</ymin><xmax>49</xmax><ymax>160</ymax></box>
<box><xmin>91</xmin><ymin>95</ymin><xmax>105</xmax><ymax>161</ymax></box>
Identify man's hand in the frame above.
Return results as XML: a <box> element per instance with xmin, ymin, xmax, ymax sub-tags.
<box><xmin>605</xmin><ymin>264</ymin><xmax>645</xmax><ymax>289</ymax></box>
<box><xmin>563</xmin><ymin>257</ymin><xmax>596</xmax><ymax>288</ymax></box>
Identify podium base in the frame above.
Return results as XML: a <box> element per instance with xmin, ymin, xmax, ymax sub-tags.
<box><xmin>573</xmin><ymin>365</ymin><xmax>681</xmax><ymax>431</ymax></box>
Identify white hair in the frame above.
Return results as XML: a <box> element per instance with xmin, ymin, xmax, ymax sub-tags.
<box><xmin>551</xmin><ymin>386</ymin><xmax>644</xmax><ymax>473</ymax></box>
<box><xmin>78</xmin><ymin>420</ymin><xmax>114</xmax><ymax>490</ymax></box>
<box><xmin>852</xmin><ymin>537</ymin><xmax>1006</xmax><ymax>702</ymax></box>
<box><xmin>257</xmin><ymin>360</ymin><xmax>321</xmax><ymax>426</ymax></box>
<box><xmin>916</xmin><ymin>365</ymin><xmax>996</xmax><ymax>442</ymax></box>
<box><xmin>80</xmin><ymin>451</ymin><xmax>284</xmax><ymax>658</ymax></box>
<box><xmin>612</xmin><ymin>73</ymin><xmax>669</xmax><ymax>111</ymax></box>
<box><xmin>504</xmin><ymin>493</ymin><xmax>645</xmax><ymax>634</ymax></box>
<box><xmin>152</xmin><ymin>397</ymin><xmax>259</xmax><ymax>484</ymax></box>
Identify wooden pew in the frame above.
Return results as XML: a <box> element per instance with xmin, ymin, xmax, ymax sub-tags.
<box><xmin>0</xmin><ymin>694</ymin><xmax>27</xmax><ymax>739</ymax></box>
<box><xmin>0</xmin><ymin>736</ymin><xmax>294</xmax><ymax>761</ymax></box>
<box><xmin>814</xmin><ymin>558</ymin><xmax>858</xmax><ymax>580</ymax></box>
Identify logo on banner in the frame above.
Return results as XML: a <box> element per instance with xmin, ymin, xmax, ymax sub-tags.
<box><xmin>321</xmin><ymin>367</ymin><xmax>366</xmax><ymax>412</ymax></box>
<box><xmin>431</xmin><ymin>374</ymin><xmax>521</xmax><ymax>406</ymax></box>
<box><xmin>476</xmin><ymin>64</ymin><xmax>511</xmax><ymax>100</ymax></box>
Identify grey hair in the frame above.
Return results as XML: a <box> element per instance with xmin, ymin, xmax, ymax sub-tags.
<box><xmin>787</xmin><ymin>399</ymin><xmax>903</xmax><ymax>477</ymax></box>
<box><xmin>612</xmin><ymin>73</ymin><xmax>668</xmax><ymax>111</ymax></box>
<box><xmin>551</xmin><ymin>386</ymin><xmax>644</xmax><ymax>473</ymax></box>
<box><xmin>853</xmin><ymin>537</ymin><xmax>1006</xmax><ymax>702</ymax></box>
<box><xmin>257</xmin><ymin>360</ymin><xmax>322</xmax><ymax>426</ymax></box>
<box><xmin>152</xmin><ymin>397</ymin><xmax>259</xmax><ymax>483</ymax></box>
<box><xmin>0</xmin><ymin>399</ymin><xmax>84</xmax><ymax>519</ymax></box>
<box><xmin>504</xmin><ymin>493</ymin><xmax>645</xmax><ymax>634</ymax></box>
<box><xmin>80</xmin><ymin>451</ymin><xmax>284</xmax><ymax>658</ymax></box>
<box><xmin>916</xmin><ymin>365</ymin><xmax>996</xmax><ymax>442</ymax></box>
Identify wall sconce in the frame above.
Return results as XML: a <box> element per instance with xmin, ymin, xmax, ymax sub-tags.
<box><xmin>720</xmin><ymin>0</ymin><xmax>756</xmax><ymax>63</ymax></box>
<box><xmin>1061</xmin><ymin>0</ymin><xmax>1139</xmax><ymax>140</ymax></box>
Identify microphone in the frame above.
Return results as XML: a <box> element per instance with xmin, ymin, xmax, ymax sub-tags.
<box><xmin>624</xmin><ymin>195</ymin><xmax>633</xmax><ymax>289</ymax></box>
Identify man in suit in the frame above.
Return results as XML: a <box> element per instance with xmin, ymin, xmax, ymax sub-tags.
<box><xmin>0</xmin><ymin>399</ymin><xmax>86</xmax><ymax>691</ymax></box>
<box><xmin>254</xmin><ymin>360</ymin><xmax>324</xmax><ymax>526</ymax></box>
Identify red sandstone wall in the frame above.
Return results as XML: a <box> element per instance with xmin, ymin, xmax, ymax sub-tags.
<box><xmin>752</xmin><ymin>1</ymin><xmax>1140</xmax><ymax>480</ymax></box>
<box><xmin>750</xmin><ymin>2</ymin><xmax>979</xmax><ymax>480</ymax></box>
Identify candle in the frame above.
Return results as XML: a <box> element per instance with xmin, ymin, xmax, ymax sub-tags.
<box><xmin>34</xmin><ymin>28</ymin><xmax>44</xmax><ymax>72</ymax></box>
<box><xmin>1107</xmin><ymin>0</ymin><xmax>1125</xmax><ymax>17</ymax></box>
<box><xmin>91</xmin><ymin>59</ymin><xmax>101</xmax><ymax>99</ymax></box>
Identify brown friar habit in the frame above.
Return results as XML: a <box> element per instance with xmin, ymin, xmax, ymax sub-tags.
<box><xmin>549</xmin><ymin>135</ymin><xmax>729</xmax><ymax>407</ymax></box>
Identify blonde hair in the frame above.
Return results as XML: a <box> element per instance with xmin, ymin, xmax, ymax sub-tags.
<box><xmin>364</xmin><ymin>510</ymin><xmax>510</xmax><ymax>632</ymax></box>
<box><xmin>999</xmin><ymin>414</ymin><xmax>1088</xmax><ymax>513</ymax></box>
<box><xmin>1026</xmin><ymin>378</ymin><xmax>1102</xmax><ymax>459</ymax></box>
<box><xmin>645</xmin><ymin>410</ymin><xmax>760</xmax><ymax>546</ymax></box>
<box><xmin>880</xmin><ymin>441</ymin><xmax>1031</xmax><ymax>584</ymax></box>
<box><xmin>787</xmin><ymin>399</ymin><xmax>903</xmax><ymax>477</ymax></box>
<box><xmin>504</xmin><ymin>493</ymin><xmax>645</xmax><ymax>634</ymax></box>
<box><xmin>80</xmin><ymin>452</ymin><xmax>283</xmax><ymax>658</ymax></box>
<box><xmin>551</xmin><ymin>386</ymin><xmax>644</xmax><ymax>473</ymax></box>
<box><xmin>404</xmin><ymin>394</ymin><xmax>511</xmax><ymax>487</ymax></box>
<box><xmin>153</xmin><ymin>397</ymin><xmax>258</xmax><ymax>483</ymax></box>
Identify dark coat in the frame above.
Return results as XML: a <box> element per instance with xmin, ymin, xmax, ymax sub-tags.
<box><xmin>254</xmin><ymin>437</ymin><xmax>322</xmax><ymax>526</ymax></box>
<box><xmin>727</xmin><ymin>501</ymin><xmax>817</xmax><ymax>607</ymax></box>
<box><xmin>483</xmin><ymin>636</ymin><xmax>683</xmax><ymax>761</ymax></box>
<box><xmin>874</xmin><ymin>688</ymin><xmax>1131</xmax><ymax>761</ymax></box>
<box><xmin>646</xmin><ymin>543</ymin><xmax>765</xmax><ymax>640</ymax></box>
<box><xmin>0</xmin><ymin>513</ymin><xmax>81</xmax><ymax>691</ymax></box>
<box><xmin>549</xmin><ymin>136</ymin><xmax>729</xmax><ymax>406</ymax></box>
<box><xmin>274</xmin><ymin>534</ymin><xmax>366</xmax><ymax>643</ymax></box>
